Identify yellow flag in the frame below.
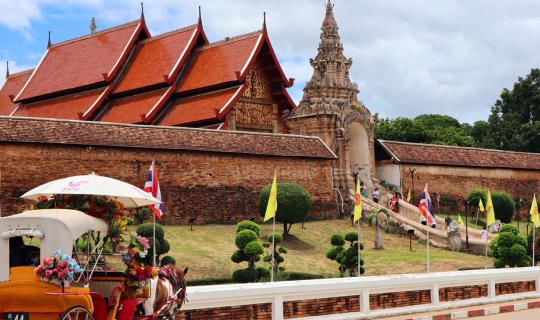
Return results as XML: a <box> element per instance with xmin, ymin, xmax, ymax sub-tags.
<box><xmin>458</xmin><ymin>214</ymin><xmax>464</xmax><ymax>227</ymax></box>
<box><xmin>407</xmin><ymin>190</ymin><xmax>411</xmax><ymax>202</ymax></box>
<box><xmin>354</xmin><ymin>178</ymin><xmax>362</xmax><ymax>222</ymax></box>
<box><xmin>530</xmin><ymin>194</ymin><xmax>540</xmax><ymax>227</ymax></box>
<box><xmin>479</xmin><ymin>198</ymin><xmax>485</xmax><ymax>211</ymax></box>
<box><xmin>487</xmin><ymin>190</ymin><xmax>496</xmax><ymax>227</ymax></box>
<box><xmin>264</xmin><ymin>172</ymin><xmax>278</xmax><ymax>222</ymax></box>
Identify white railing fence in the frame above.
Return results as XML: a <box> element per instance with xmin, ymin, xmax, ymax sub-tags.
<box><xmin>183</xmin><ymin>267</ymin><xmax>540</xmax><ymax>320</ymax></box>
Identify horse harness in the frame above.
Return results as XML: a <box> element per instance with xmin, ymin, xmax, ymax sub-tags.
<box><xmin>151</xmin><ymin>266</ymin><xmax>187</xmax><ymax>320</ymax></box>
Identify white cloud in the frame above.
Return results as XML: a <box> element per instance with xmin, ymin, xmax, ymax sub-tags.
<box><xmin>3</xmin><ymin>0</ymin><xmax>540</xmax><ymax>124</ymax></box>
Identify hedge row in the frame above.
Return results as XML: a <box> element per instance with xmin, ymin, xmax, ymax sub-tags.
<box><xmin>187</xmin><ymin>272</ymin><xmax>325</xmax><ymax>286</ymax></box>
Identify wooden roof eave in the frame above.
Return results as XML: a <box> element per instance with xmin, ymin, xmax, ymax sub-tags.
<box><xmin>234</xmin><ymin>32</ymin><xmax>295</xmax><ymax>88</ymax></box>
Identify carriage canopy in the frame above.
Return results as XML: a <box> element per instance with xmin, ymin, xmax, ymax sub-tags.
<box><xmin>0</xmin><ymin>209</ymin><xmax>108</xmax><ymax>283</ymax></box>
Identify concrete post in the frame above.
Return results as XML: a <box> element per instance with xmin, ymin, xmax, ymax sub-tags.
<box><xmin>272</xmin><ymin>295</ymin><xmax>283</xmax><ymax>320</ymax></box>
<box><xmin>488</xmin><ymin>279</ymin><xmax>496</xmax><ymax>298</ymax></box>
<box><xmin>360</xmin><ymin>289</ymin><xmax>370</xmax><ymax>315</ymax></box>
<box><xmin>431</xmin><ymin>284</ymin><xmax>439</xmax><ymax>306</ymax></box>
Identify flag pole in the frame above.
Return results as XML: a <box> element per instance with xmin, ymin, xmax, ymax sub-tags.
<box><xmin>534</xmin><ymin>193</ymin><xmax>536</xmax><ymax>267</ymax></box>
<box><xmin>357</xmin><ymin>219</ymin><xmax>360</xmax><ymax>277</ymax></box>
<box><xmin>152</xmin><ymin>158</ymin><xmax>156</xmax><ymax>268</ymax></box>
<box><xmin>271</xmin><ymin>216</ymin><xmax>275</xmax><ymax>282</ymax></box>
<box><xmin>475</xmin><ymin>205</ymin><xmax>479</xmax><ymax>229</ymax></box>
<box><xmin>427</xmin><ymin>218</ymin><xmax>430</xmax><ymax>273</ymax></box>
<box><xmin>485</xmin><ymin>232</ymin><xmax>488</xmax><ymax>269</ymax></box>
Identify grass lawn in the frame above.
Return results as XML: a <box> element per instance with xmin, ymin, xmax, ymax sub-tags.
<box><xmin>158</xmin><ymin>218</ymin><xmax>492</xmax><ymax>280</ymax></box>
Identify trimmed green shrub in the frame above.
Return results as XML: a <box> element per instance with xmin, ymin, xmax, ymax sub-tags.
<box><xmin>489</xmin><ymin>225</ymin><xmax>530</xmax><ymax>267</ymax></box>
<box><xmin>467</xmin><ymin>189</ymin><xmax>487</xmax><ymax>210</ymax></box>
<box><xmin>186</xmin><ymin>277</ymin><xmax>234</xmax><ymax>286</ymax></box>
<box><xmin>344</xmin><ymin>232</ymin><xmax>358</xmax><ymax>244</ymax></box>
<box><xmin>263</xmin><ymin>233</ymin><xmax>288</xmax><ymax>273</ymax></box>
<box><xmin>256</xmin><ymin>267</ymin><xmax>271</xmax><ymax>279</ymax></box>
<box><xmin>258</xmin><ymin>183</ymin><xmax>312</xmax><ymax>235</ymax></box>
<box><xmin>282</xmin><ymin>272</ymin><xmax>324</xmax><ymax>280</ymax></box>
<box><xmin>231</xmin><ymin>221</ymin><xmax>265</xmax><ymax>282</ymax></box>
<box><xmin>160</xmin><ymin>256</ymin><xmax>176</xmax><ymax>266</ymax></box>
<box><xmin>159</xmin><ymin>239</ymin><xmax>170</xmax><ymax>255</ymax></box>
<box><xmin>267</xmin><ymin>233</ymin><xmax>283</xmax><ymax>244</ymax></box>
<box><xmin>491</xmin><ymin>192</ymin><xmax>515</xmax><ymax>223</ymax></box>
<box><xmin>235</xmin><ymin>230</ymin><xmax>259</xmax><ymax>249</ymax></box>
<box><xmin>136</xmin><ymin>223</ymin><xmax>165</xmax><ymax>240</ymax></box>
<box><xmin>330</xmin><ymin>234</ymin><xmax>346</xmax><ymax>247</ymax></box>
<box><xmin>236</xmin><ymin>221</ymin><xmax>261</xmax><ymax>237</ymax></box>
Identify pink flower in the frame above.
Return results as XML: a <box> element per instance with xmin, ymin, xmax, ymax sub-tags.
<box><xmin>138</xmin><ymin>237</ymin><xmax>150</xmax><ymax>249</ymax></box>
<box><xmin>45</xmin><ymin>270</ymin><xmax>53</xmax><ymax>277</ymax></box>
<box><xmin>58</xmin><ymin>272</ymin><xmax>64</xmax><ymax>278</ymax></box>
<box><xmin>63</xmin><ymin>268</ymin><xmax>69</xmax><ymax>274</ymax></box>
<box><xmin>43</xmin><ymin>259</ymin><xmax>49</xmax><ymax>266</ymax></box>
<box><xmin>129</xmin><ymin>249</ymin><xmax>136</xmax><ymax>256</ymax></box>
<box><xmin>116</xmin><ymin>243</ymin><xmax>126</xmax><ymax>252</ymax></box>
<box><xmin>57</xmin><ymin>267</ymin><xmax>63</xmax><ymax>273</ymax></box>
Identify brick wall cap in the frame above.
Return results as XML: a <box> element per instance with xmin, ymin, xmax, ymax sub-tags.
<box><xmin>0</xmin><ymin>116</ymin><xmax>337</xmax><ymax>159</ymax></box>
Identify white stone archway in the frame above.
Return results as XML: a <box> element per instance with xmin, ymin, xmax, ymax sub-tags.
<box><xmin>349</xmin><ymin>121</ymin><xmax>373</xmax><ymax>196</ymax></box>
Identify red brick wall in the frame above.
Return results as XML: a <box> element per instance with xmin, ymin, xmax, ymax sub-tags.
<box><xmin>0</xmin><ymin>142</ymin><xmax>335</xmax><ymax>224</ymax></box>
<box><xmin>283</xmin><ymin>296</ymin><xmax>360</xmax><ymax>319</ymax></box>
<box><xmin>496</xmin><ymin>281</ymin><xmax>536</xmax><ymax>296</ymax></box>
<box><xmin>370</xmin><ymin>290</ymin><xmax>431</xmax><ymax>310</ymax></box>
<box><xmin>400</xmin><ymin>165</ymin><xmax>540</xmax><ymax>214</ymax></box>
<box><xmin>176</xmin><ymin>303</ymin><xmax>271</xmax><ymax>320</ymax></box>
<box><xmin>439</xmin><ymin>285</ymin><xmax>488</xmax><ymax>302</ymax></box>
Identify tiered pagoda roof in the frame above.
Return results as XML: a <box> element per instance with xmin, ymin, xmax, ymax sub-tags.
<box><xmin>1</xmin><ymin>8</ymin><xmax>296</xmax><ymax>130</ymax></box>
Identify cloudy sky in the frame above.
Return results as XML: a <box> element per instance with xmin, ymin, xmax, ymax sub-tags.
<box><xmin>1</xmin><ymin>0</ymin><xmax>539</xmax><ymax>125</ymax></box>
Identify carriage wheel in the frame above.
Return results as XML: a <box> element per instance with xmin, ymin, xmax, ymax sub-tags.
<box><xmin>59</xmin><ymin>306</ymin><xmax>94</xmax><ymax>320</ymax></box>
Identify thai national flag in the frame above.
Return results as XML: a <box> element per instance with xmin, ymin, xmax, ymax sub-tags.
<box><xmin>419</xmin><ymin>184</ymin><xmax>435</xmax><ymax>225</ymax></box>
<box><xmin>144</xmin><ymin>159</ymin><xmax>163</xmax><ymax>219</ymax></box>
<box><xmin>436</xmin><ymin>192</ymin><xmax>441</xmax><ymax>203</ymax></box>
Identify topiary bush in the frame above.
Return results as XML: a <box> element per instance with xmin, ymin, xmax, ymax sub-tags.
<box><xmin>326</xmin><ymin>233</ymin><xmax>364</xmax><ymax>277</ymax></box>
<box><xmin>160</xmin><ymin>256</ymin><xmax>176</xmax><ymax>266</ymax></box>
<box><xmin>236</xmin><ymin>221</ymin><xmax>261</xmax><ymax>237</ymax></box>
<box><xmin>258</xmin><ymin>183</ymin><xmax>312</xmax><ymax>236</ymax></box>
<box><xmin>133</xmin><ymin>223</ymin><xmax>171</xmax><ymax>266</ymax></box>
<box><xmin>231</xmin><ymin>220</ymin><xmax>265</xmax><ymax>283</ymax></box>
<box><xmin>263</xmin><ymin>233</ymin><xmax>287</xmax><ymax>274</ymax></box>
<box><xmin>489</xmin><ymin>224</ymin><xmax>530</xmax><ymax>267</ymax></box>
<box><xmin>491</xmin><ymin>192</ymin><xmax>515</xmax><ymax>224</ymax></box>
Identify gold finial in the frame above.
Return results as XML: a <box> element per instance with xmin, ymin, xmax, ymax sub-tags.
<box><xmin>47</xmin><ymin>31</ymin><xmax>52</xmax><ymax>49</ymax></box>
<box><xmin>141</xmin><ymin>2</ymin><xmax>145</xmax><ymax>21</ymax></box>
<box><xmin>5</xmin><ymin>61</ymin><xmax>9</xmax><ymax>79</ymax></box>
<box><xmin>198</xmin><ymin>6</ymin><xmax>202</xmax><ymax>26</ymax></box>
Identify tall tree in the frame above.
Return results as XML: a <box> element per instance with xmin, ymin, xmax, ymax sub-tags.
<box><xmin>486</xmin><ymin>68</ymin><xmax>540</xmax><ymax>152</ymax></box>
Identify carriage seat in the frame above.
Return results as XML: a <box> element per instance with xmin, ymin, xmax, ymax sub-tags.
<box><xmin>91</xmin><ymin>271</ymin><xmax>125</xmax><ymax>278</ymax></box>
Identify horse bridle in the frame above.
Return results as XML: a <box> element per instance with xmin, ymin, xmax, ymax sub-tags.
<box><xmin>154</xmin><ymin>267</ymin><xmax>187</xmax><ymax>320</ymax></box>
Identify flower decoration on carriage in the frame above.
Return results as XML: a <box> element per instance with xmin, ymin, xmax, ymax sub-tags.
<box><xmin>122</xmin><ymin>234</ymin><xmax>158</xmax><ymax>297</ymax></box>
<box><xmin>33</xmin><ymin>249</ymin><xmax>81</xmax><ymax>283</ymax></box>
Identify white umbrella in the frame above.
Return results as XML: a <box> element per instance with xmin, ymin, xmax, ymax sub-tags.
<box><xmin>21</xmin><ymin>172</ymin><xmax>161</xmax><ymax>208</ymax></box>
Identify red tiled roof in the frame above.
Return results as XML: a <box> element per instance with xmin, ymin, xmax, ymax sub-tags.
<box><xmin>0</xmin><ymin>70</ymin><xmax>33</xmax><ymax>116</ymax></box>
<box><xmin>175</xmin><ymin>32</ymin><xmax>262</xmax><ymax>93</ymax></box>
<box><xmin>15</xmin><ymin>21</ymin><xmax>143</xmax><ymax>102</ymax></box>
<box><xmin>96</xmin><ymin>87</ymin><xmax>171</xmax><ymax>124</ymax></box>
<box><xmin>0</xmin><ymin>117</ymin><xmax>337</xmax><ymax>159</ymax></box>
<box><xmin>377</xmin><ymin>140</ymin><xmax>540</xmax><ymax>170</ymax></box>
<box><xmin>11</xmin><ymin>87</ymin><xmax>109</xmax><ymax>120</ymax></box>
<box><xmin>156</xmin><ymin>85</ymin><xmax>246</xmax><ymax>126</ymax></box>
<box><xmin>113</xmin><ymin>25</ymin><xmax>199</xmax><ymax>94</ymax></box>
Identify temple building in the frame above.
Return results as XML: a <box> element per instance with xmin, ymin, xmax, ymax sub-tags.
<box><xmin>0</xmin><ymin>8</ymin><xmax>295</xmax><ymax>134</ymax></box>
<box><xmin>284</xmin><ymin>1</ymin><xmax>379</xmax><ymax>195</ymax></box>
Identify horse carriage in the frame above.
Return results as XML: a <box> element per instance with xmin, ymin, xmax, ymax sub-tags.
<box><xmin>0</xmin><ymin>174</ymin><xmax>188</xmax><ymax>320</ymax></box>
